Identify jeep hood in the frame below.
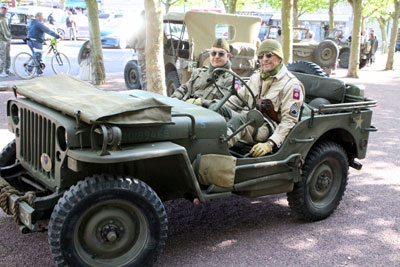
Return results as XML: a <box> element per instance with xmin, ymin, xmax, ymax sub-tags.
<box><xmin>12</xmin><ymin>74</ymin><xmax>172</xmax><ymax>125</ymax></box>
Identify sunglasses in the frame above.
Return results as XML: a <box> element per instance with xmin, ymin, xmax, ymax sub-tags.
<box><xmin>210</xmin><ymin>50</ymin><xmax>227</xmax><ymax>57</ymax></box>
<box><xmin>258</xmin><ymin>52</ymin><xmax>274</xmax><ymax>59</ymax></box>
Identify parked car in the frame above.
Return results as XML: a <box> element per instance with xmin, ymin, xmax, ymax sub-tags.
<box><xmin>98</xmin><ymin>10</ymin><xmax>124</xmax><ymax>27</ymax></box>
<box><xmin>100</xmin><ymin>18</ymin><xmax>135</xmax><ymax>49</ymax></box>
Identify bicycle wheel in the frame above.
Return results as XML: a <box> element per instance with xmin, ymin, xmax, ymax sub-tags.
<box><xmin>13</xmin><ymin>52</ymin><xmax>37</xmax><ymax>80</ymax></box>
<box><xmin>51</xmin><ymin>52</ymin><xmax>71</xmax><ymax>75</ymax></box>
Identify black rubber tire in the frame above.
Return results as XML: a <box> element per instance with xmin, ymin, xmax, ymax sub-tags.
<box><xmin>287</xmin><ymin>142</ymin><xmax>349</xmax><ymax>221</ymax></box>
<box><xmin>0</xmin><ymin>140</ymin><xmax>16</xmax><ymax>167</ymax></box>
<box><xmin>77</xmin><ymin>40</ymin><xmax>90</xmax><ymax>65</ymax></box>
<box><xmin>338</xmin><ymin>50</ymin><xmax>350</xmax><ymax>68</ymax></box>
<box><xmin>287</xmin><ymin>61</ymin><xmax>327</xmax><ymax>77</ymax></box>
<box><xmin>313</xmin><ymin>40</ymin><xmax>339</xmax><ymax>67</ymax></box>
<box><xmin>359</xmin><ymin>58</ymin><xmax>368</xmax><ymax>69</ymax></box>
<box><xmin>48</xmin><ymin>174</ymin><xmax>168</xmax><ymax>267</ymax></box>
<box><xmin>124</xmin><ymin>60</ymin><xmax>142</xmax><ymax>89</ymax></box>
<box><xmin>165</xmin><ymin>70</ymin><xmax>181</xmax><ymax>96</ymax></box>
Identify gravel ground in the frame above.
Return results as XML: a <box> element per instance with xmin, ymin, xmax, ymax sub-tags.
<box><xmin>0</xmin><ymin>53</ymin><xmax>399</xmax><ymax>267</ymax></box>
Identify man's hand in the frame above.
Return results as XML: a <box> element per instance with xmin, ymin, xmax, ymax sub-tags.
<box><xmin>250</xmin><ymin>142</ymin><xmax>273</xmax><ymax>157</ymax></box>
<box><xmin>186</xmin><ymin>98</ymin><xmax>202</xmax><ymax>106</ymax></box>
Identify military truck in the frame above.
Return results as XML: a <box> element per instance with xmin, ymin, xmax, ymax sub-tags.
<box><xmin>0</xmin><ymin>70</ymin><xmax>376</xmax><ymax>266</ymax></box>
<box><xmin>324</xmin><ymin>28</ymin><xmax>377</xmax><ymax>69</ymax></box>
<box><xmin>265</xmin><ymin>26</ymin><xmax>339</xmax><ymax>76</ymax></box>
<box><xmin>124</xmin><ymin>11</ymin><xmax>261</xmax><ymax>95</ymax></box>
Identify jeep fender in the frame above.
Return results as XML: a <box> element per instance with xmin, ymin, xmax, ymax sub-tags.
<box><xmin>66</xmin><ymin>141</ymin><xmax>204</xmax><ymax>201</ymax></box>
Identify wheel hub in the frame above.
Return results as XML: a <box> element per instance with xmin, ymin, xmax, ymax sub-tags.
<box><xmin>316</xmin><ymin>173</ymin><xmax>331</xmax><ymax>191</ymax></box>
<box><xmin>98</xmin><ymin>220</ymin><xmax>124</xmax><ymax>244</ymax></box>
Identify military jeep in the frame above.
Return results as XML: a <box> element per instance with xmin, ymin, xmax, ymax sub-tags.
<box><xmin>124</xmin><ymin>11</ymin><xmax>261</xmax><ymax>95</ymax></box>
<box><xmin>266</xmin><ymin>26</ymin><xmax>339</xmax><ymax>76</ymax></box>
<box><xmin>0</xmin><ymin>72</ymin><xmax>376</xmax><ymax>266</ymax></box>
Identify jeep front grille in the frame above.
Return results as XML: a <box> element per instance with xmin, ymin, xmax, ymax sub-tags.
<box><xmin>19</xmin><ymin>107</ymin><xmax>56</xmax><ymax>179</ymax></box>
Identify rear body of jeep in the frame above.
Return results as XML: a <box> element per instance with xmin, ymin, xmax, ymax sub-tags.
<box><xmin>1</xmin><ymin>73</ymin><xmax>375</xmax><ymax>266</ymax></box>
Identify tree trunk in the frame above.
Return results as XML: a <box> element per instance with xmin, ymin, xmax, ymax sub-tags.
<box><xmin>145</xmin><ymin>0</ymin><xmax>166</xmax><ymax>95</ymax></box>
<box><xmin>223</xmin><ymin>0</ymin><xmax>237</xmax><ymax>14</ymax></box>
<box><xmin>293</xmin><ymin>0</ymin><xmax>299</xmax><ymax>27</ymax></box>
<box><xmin>329</xmin><ymin>0</ymin><xmax>335</xmax><ymax>29</ymax></box>
<box><xmin>385</xmin><ymin>0</ymin><xmax>400</xmax><ymax>70</ymax></box>
<box><xmin>282</xmin><ymin>0</ymin><xmax>293</xmax><ymax>64</ymax></box>
<box><xmin>347</xmin><ymin>0</ymin><xmax>363</xmax><ymax>78</ymax></box>
<box><xmin>85</xmin><ymin>0</ymin><xmax>106</xmax><ymax>85</ymax></box>
<box><xmin>60</xmin><ymin>0</ymin><xmax>65</xmax><ymax>10</ymax></box>
<box><xmin>377</xmin><ymin>18</ymin><xmax>388</xmax><ymax>54</ymax></box>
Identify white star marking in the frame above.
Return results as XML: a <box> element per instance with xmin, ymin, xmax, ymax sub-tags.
<box><xmin>355</xmin><ymin>115</ymin><xmax>364</xmax><ymax>129</ymax></box>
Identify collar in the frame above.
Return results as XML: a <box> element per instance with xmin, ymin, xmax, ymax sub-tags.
<box><xmin>260</xmin><ymin>62</ymin><xmax>283</xmax><ymax>80</ymax></box>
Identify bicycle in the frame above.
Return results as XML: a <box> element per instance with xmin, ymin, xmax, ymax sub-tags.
<box><xmin>13</xmin><ymin>37</ymin><xmax>71</xmax><ymax>80</ymax></box>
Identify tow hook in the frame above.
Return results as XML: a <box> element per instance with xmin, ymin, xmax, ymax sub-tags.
<box><xmin>350</xmin><ymin>160</ymin><xmax>362</xmax><ymax>170</ymax></box>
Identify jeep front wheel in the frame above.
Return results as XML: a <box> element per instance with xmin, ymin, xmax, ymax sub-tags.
<box><xmin>124</xmin><ymin>60</ymin><xmax>142</xmax><ymax>89</ymax></box>
<box><xmin>0</xmin><ymin>139</ymin><xmax>16</xmax><ymax>167</ymax></box>
<box><xmin>287</xmin><ymin>142</ymin><xmax>348</xmax><ymax>221</ymax></box>
<box><xmin>49</xmin><ymin>175</ymin><xmax>168</xmax><ymax>267</ymax></box>
<box><xmin>165</xmin><ymin>71</ymin><xmax>180</xmax><ymax>96</ymax></box>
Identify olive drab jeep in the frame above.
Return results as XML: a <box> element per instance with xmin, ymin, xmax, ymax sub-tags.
<box><xmin>124</xmin><ymin>11</ymin><xmax>261</xmax><ymax>96</ymax></box>
<box><xmin>324</xmin><ymin>28</ymin><xmax>378</xmax><ymax>69</ymax></box>
<box><xmin>265</xmin><ymin>26</ymin><xmax>339</xmax><ymax>76</ymax></box>
<box><xmin>0</xmin><ymin>70</ymin><xmax>376</xmax><ymax>266</ymax></box>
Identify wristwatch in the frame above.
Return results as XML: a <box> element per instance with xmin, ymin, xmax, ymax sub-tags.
<box><xmin>268</xmin><ymin>140</ymin><xmax>276</xmax><ymax>149</ymax></box>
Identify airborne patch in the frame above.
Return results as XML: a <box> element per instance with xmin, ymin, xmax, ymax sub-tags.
<box><xmin>234</xmin><ymin>80</ymin><xmax>241</xmax><ymax>91</ymax></box>
<box><xmin>289</xmin><ymin>103</ymin><xmax>300</xmax><ymax>117</ymax></box>
<box><xmin>293</xmin><ymin>88</ymin><xmax>301</xmax><ymax>100</ymax></box>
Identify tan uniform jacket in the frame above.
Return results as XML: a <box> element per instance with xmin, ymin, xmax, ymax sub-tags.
<box><xmin>171</xmin><ymin>66</ymin><xmax>233</xmax><ymax>108</ymax></box>
<box><xmin>231</xmin><ymin>65</ymin><xmax>305</xmax><ymax>148</ymax></box>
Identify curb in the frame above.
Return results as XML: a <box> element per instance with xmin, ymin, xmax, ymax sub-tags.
<box><xmin>0</xmin><ymin>84</ymin><xmax>9</xmax><ymax>91</ymax></box>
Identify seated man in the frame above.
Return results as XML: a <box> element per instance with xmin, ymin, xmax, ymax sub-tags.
<box><xmin>223</xmin><ymin>39</ymin><xmax>305</xmax><ymax>157</ymax></box>
<box><xmin>170</xmin><ymin>38</ymin><xmax>233</xmax><ymax>108</ymax></box>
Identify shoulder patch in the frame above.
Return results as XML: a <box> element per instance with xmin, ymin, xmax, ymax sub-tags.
<box><xmin>289</xmin><ymin>103</ymin><xmax>300</xmax><ymax>117</ymax></box>
<box><xmin>293</xmin><ymin>88</ymin><xmax>301</xmax><ymax>100</ymax></box>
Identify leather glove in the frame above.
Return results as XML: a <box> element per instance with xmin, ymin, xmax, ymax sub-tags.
<box><xmin>186</xmin><ymin>98</ymin><xmax>202</xmax><ymax>106</ymax></box>
<box><xmin>250</xmin><ymin>142</ymin><xmax>273</xmax><ymax>157</ymax></box>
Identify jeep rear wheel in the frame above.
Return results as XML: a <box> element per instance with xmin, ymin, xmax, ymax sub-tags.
<box><xmin>359</xmin><ymin>58</ymin><xmax>368</xmax><ymax>69</ymax></box>
<box><xmin>49</xmin><ymin>175</ymin><xmax>168</xmax><ymax>267</ymax></box>
<box><xmin>287</xmin><ymin>61</ymin><xmax>327</xmax><ymax>77</ymax></box>
<box><xmin>338</xmin><ymin>50</ymin><xmax>350</xmax><ymax>68</ymax></box>
<box><xmin>287</xmin><ymin>142</ymin><xmax>348</xmax><ymax>221</ymax></box>
<box><xmin>124</xmin><ymin>60</ymin><xmax>142</xmax><ymax>89</ymax></box>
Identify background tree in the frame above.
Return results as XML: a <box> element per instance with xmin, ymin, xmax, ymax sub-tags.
<box><xmin>85</xmin><ymin>0</ymin><xmax>106</xmax><ymax>85</ymax></box>
<box><xmin>328</xmin><ymin>0</ymin><xmax>345</xmax><ymax>29</ymax></box>
<box><xmin>60</xmin><ymin>0</ymin><xmax>66</xmax><ymax>10</ymax></box>
<box><xmin>347</xmin><ymin>0</ymin><xmax>364</xmax><ymax>78</ymax></box>
<box><xmin>145</xmin><ymin>0</ymin><xmax>167</xmax><ymax>95</ymax></box>
<box><xmin>161</xmin><ymin>0</ymin><xmax>184</xmax><ymax>13</ymax></box>
<box><xmin>281</xmin><ymin>0</ymin><xmax>293</xmax><ymax>64</ymax></box>
<box><xmin>364</xmin><ymin>0</ymin><xmax>394</xmax><ymax>54</ymax></box>
<box><xmin>385</xmin><ymin>0</ymin><xmax>399</xmax><ymax>70</ymax></box>
<box><xmin>221</xmin><ymin>0</ymin><xmax>245</xmax><ymax>14</ymax></box>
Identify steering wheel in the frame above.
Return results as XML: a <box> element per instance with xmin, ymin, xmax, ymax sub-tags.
<box><xmin>211</xmin><ymin>68</ymin><xmax>256</xmax><ymax>112</ymax></box>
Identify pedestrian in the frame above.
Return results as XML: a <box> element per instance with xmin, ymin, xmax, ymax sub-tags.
<box><xmin>218</xmin><ymin>39</ymin><xmax>305</xmax><ymax>157</ymax></box>
<box><xmin>66</xmin><ymin>11</ymin><xmax>77</xmax><ymax>41</ymax></box>
<box><xmin>26</xmin><ymin>12</ymin><xmax>61</xmax><ymax>75</ymax></box>
<box><xmin>47</xmin><ymin>11</ymin><xmax>55</xmax><ymax>25</ymax></box>
<box><xmin>170</xmin><ymin>38</ymin><xmax>234</xmax><ymax>108</ymax></box>
<box><xmin>368</xmin><ymin>30</ymin><xmax>378</xmax><ymax>66</ymax></box>
<box><xmin>0</xmin><ymin>3</ymin><xmax>13</xmax><ymax>77</ymax></box>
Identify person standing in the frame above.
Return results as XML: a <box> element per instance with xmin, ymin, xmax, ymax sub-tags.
<box><xmin>129</xmin><ymin>10</ymin><xmax>146</xmax><ymax>89</ymax></box>
<box><xmin>66</xmin><ymin>11</ymin><xmax>76</xmax><ymax>41</ymax></box>
<box><xmin>368</xmin><ymin>30</ymin><xmax>378</xmax><ymax>66</ymax></box>
<box><xmin>0</xmin><ymin>3</ymin><xmax>12</xmax><ymax>77</ymax></box>
<box><xmin>27</xmin><ymin>12</ymin><xmax>61</xmax><ymax>74</ymax></box>
<box><xmin>47</xmin><ymin>11</ymin><xmax>56</xmax><ymax>26</ymax></box>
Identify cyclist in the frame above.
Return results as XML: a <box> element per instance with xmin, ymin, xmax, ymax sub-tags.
<box><xmin>26</xmin><ymin>12</ymin><xmax>61</xmax><ymax>74</ymax></box>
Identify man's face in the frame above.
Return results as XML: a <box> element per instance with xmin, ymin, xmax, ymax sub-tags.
<box><xmin>258</xmin><ymin>52</ymin><xmax>282</xmax><ymax>73</ymax></box>
<box><xmin>1</xmin><ymin>7</ymin><xmax>7</xmax><ymax>16</ymax></box>
<box><xmin>209</xmin><ymin>47</ymin><xmax>230</xmax><ymax>68</ymax></box>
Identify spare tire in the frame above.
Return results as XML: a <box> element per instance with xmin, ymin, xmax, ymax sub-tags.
<box><xmin>287</xmin><ymin>61</ymin><xmax>327</xmax><ymax>77</ymax></box>
<box><xmin>313</xmin><ymin>40</ymin><xmax>339</xmax><ymax>67</ymax></box>
<box><xmin>124</xmin><ymin>60</ymin><xmax>141</xmax><ymax>89</ymax></box>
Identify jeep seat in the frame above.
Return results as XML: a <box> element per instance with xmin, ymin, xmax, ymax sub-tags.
<box><xmin>230</xmin><ymin>42</ymin><xmax>257</xmax><ymax>76</ymax></box>
<box><xmin>291</xmin><ymin>72</ymin><xmax>346</xmax><ymax>104</ymax></box>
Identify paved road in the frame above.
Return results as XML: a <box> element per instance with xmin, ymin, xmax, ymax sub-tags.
<box><xmin>0</xmin><ymin>53</ymin><xmax>399</xmax><ymax>267</ymax></box>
